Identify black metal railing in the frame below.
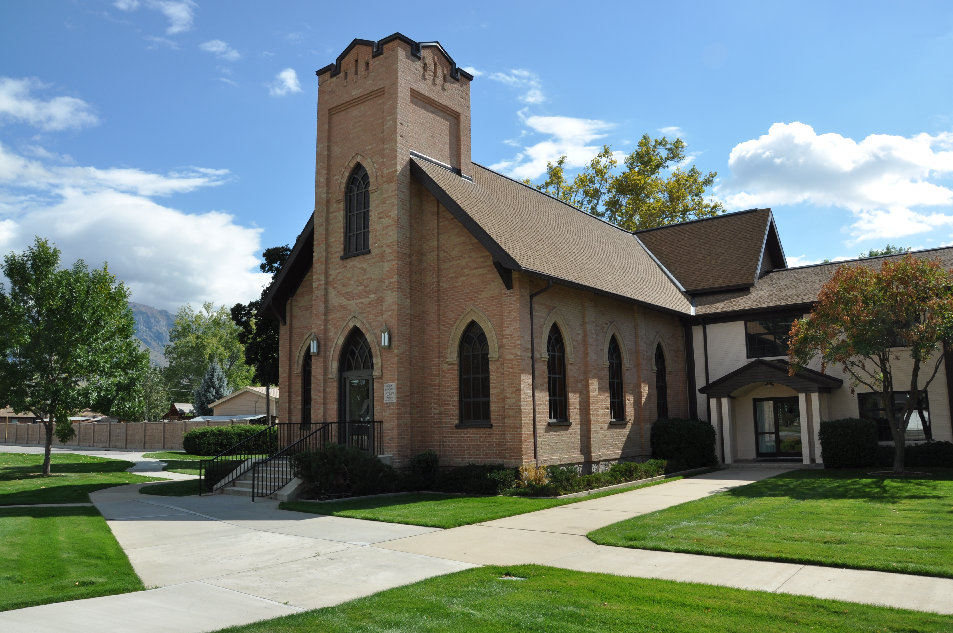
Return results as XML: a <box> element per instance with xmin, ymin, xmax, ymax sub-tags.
<box><xmin>250</xmin><ymin>420</ymin><xmax>383</xmax><ymax>501</ymax></box>
<box><xmin>198</xmin><ymin>424</ymin><xmax>281</xmax><ymax>494</ymax></box>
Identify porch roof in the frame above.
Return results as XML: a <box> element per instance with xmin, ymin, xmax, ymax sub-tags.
<box><xmin>699</xmin><ymin>358</ymin><xmax>842</xmax><ymax>398</ymax></box>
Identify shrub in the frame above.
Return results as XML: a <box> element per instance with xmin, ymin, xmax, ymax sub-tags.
<box><xmin>487</xmin><ymin>468</ymin><xmax>519</xmax><ymax>494</ymax></box>
<box><xmin>518</xmin><ymin>464</ymin><xmax>549</xmax><ymax>486</ymax></box>
<box><xmin>406</xmin><ymin>450</ymin><xmax>440</xmax><ymax>490</ymax></box>
<box><xmin>876</xmin><ymin>440</ymin><xmax>953</xmax><ymax>468</ymax></box>
<box><xmin>436</xmin><ymin>464</ymin><xmax>509</xmax><ymax>495</ymax></box>
<box><xmin>818</xmin><ymin>418</ymin><xmax>878</xmax><ymax>468</ymax></box>
<box><xmin>545</xmin><ymin>465</ymin><xmax>580</xmax><ymax>493</ymax></box>
<box><xmin>183</xmin><ymin>424</ymin><xmax>275</xmax><ymax>456</ymax></box>
<box><xmin>651</xmin><ymin>418</ymin><xmax>717</xmax><ymax>472</ymax></box>
<box><xmin>293</xmin><ymin>444</ymin><xmax>399</xmax><ymax>498</ymax></box>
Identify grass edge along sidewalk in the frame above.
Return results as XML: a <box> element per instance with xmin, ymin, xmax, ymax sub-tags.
<box><xmin>588</xmin><ymin>468</ymin><xmax>953</xmax><ymax>578</ymax></box>
<box><xmin>211</xmin><ymin>564</ymin><xmax>953</xmax><ymax>633</ymax></box>
<box><xmin>281</xmin><ymin>477</ymin><xmax>679</xmax><ymax>528</ymax></box>
<box><xmin>0</xmin><ymin>453</ymin><xmax>152</xmax><ymax>611</ymax></box>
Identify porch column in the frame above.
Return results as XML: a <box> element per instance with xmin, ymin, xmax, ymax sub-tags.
<box><xmin>720</xmin><ymin>397</ymin><xmax>734</xmax><ymax>464</ymax></box>
<box><xmin>709</xmin><ymin>398</ymin><xmax>723</xmax><ymax>464</ymax></box>
<box><xmin>798</xmin><ymin>393</ymin><xmax>811</xmax><ymax>465</ymax></box>
<box><xmin>811</xmin><ymin>393</ymin><xmax>824</xmax><ymax>465</ymax></box>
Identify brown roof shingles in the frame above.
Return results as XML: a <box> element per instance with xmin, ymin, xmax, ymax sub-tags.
<box><xmin>412</xmin><ymin>157</ymin><xmax>694</xmax><ymax>314</ymax></box>
<box><xmin>695</xmin><ymin>247</ymin><xmax>953</xmax><ymax>316</ymax></box>
<box><xmin>636</xmin><ymin>209</ymin><xmax>776</xmax><ymax>293</ymax></box>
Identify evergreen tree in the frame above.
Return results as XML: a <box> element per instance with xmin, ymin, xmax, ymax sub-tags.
<box><xmin>193</xmin><ymin>361</ymin><xmax>230</xmax><ymax>416</ymax></box>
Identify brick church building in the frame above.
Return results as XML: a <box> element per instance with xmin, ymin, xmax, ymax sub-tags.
<box><xmin>262</xmin><ymin>33</ymin><xmax>953</xmax><ymax>470</ymax></box>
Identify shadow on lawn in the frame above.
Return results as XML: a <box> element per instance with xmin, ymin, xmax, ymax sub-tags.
<box><xmin>726</xmin><ymin>469</ymin><xmax>953</xmax><ymax>503</ymax></box>
<box><xmin>0</xmin><ymin>459</ymin><xmax>134</xmax><ymax>480</ymax></box>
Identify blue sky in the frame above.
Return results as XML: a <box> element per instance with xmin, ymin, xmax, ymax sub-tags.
<box><xmin>2</xmin><ymin>1</ymin><xmax>952</xmax><ymax>312</ymax></box>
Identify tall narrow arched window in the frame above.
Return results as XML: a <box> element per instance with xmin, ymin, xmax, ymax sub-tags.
<box><xmin>547</xmin><ymin>324</ymin><xmax>568</xmax><ymax>423</ymax></box>
<box><xmin>344</xmin><ymin>164</ymin><xmax>370</xmax><ymax>256</ymax></box>
<box><xmin>655</xmin><ymin>344</ymin><xmax>668</xmax><ymax>420</ymax></box>
<box><xmin>301</xmin><ymin>352</ymin><xmax>312</xmax><ymax>426</ymax></box>
<box><xmin>459</xmin><ymin>321</ymin><xmax>490</xmax><ymax>426</ymax></box>
<box><xmin>608</xmin><ymin>336</ymin><xmax>625</xmax><ymax>422</ymax></box>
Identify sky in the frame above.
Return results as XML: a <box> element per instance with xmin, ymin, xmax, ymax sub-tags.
<box><xmin>2</xmin><ymin>1</ymin><xmax>952</xmax><ymax>312</ymax></box>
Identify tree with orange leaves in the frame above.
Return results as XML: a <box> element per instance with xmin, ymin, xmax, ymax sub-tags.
<box><xmin>788</xmin><ymin>255</ymin><xmax>953</xmax><ymax>472</ymax></box>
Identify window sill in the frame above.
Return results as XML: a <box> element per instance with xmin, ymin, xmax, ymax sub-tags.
<box><xmin>547</xmin><ymin>420</ymin><xmax>571</xmax><ymax>427</ymax></box>
<box><xmin>341</xmin><ymin>249</ymin><xmax>371</xmax><ymax>260</ymax></box>
<box><xmin>456</xmin><ymin>421</ymin><xmax>492</xmax><ymax>429</ymax></box>
<box><xmin>608</xmin><ymin>419</ymin><xmax>628</xmax><ymax>426</ymax></box>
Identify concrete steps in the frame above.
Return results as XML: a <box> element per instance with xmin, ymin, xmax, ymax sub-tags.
<box><xmin>219</xmin><ymin>458</ymin><xmax>294</xmax><ymax>499</ymax></box>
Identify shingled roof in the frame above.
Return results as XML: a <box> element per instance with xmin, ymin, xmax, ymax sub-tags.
<box><xmin>411</xmin><ymin>156</ymin><xmax>693</xmax><ymax>315</ymax></box>
<box><xmin>636</xmin><ymin>208</ymin><xmax>785</xmax><ymax>294</ymax></box>
<box><xmin>695</xmin><ymin>246</ymin><xmax>953</xmax><ymax>316</ymax></box>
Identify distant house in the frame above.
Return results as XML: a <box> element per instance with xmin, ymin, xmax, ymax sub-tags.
<box><xmin>166</xmin><ymin>402</ymin><xmax>195</xmax><ymax>420</ymax></box>
<box><xmin>211</xmin><ymin>387</ymin><xmax>279</xmax><ymax>422</ymax></box>
<box><xmin>0</xmin><ymin>407</ymin><xmax>37</xmax><ymax>424</ymax></box>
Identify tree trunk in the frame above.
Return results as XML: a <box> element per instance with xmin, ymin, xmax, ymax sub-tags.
<box><xmin>892</xmin><ymin>436</ymin><xmax>905</xmax><ymax>473</ymax></box>
<box><xmin>42</xmin><ymin>420</ymin><xmax>54</xmax><ymax>476</ymax></box>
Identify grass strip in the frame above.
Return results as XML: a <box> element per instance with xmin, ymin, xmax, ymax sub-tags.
<box><xmin>0</xmin><ymin>453</ymin><xmax>158</xmax><ymax>505</ymax></box>
<box><xmin>0</xmin><ymin>506</ymin><xmax>145</xmax><ymax>611</ymax></box>
<box><xmin>213</xmin><ymin>564</ymin><xmax>951</xmax><ymax>633</ymax></box>
<box><xmin>589</xmin><ymin>468</ymin><xmax>953</xmax><ymax>578</ymax></box>
<box><xmin>281</xmin><ymin>478</ymin><xmax>677</xmax><ymax>528</ymax></box>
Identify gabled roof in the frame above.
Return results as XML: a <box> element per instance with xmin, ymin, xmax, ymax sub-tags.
<box><xmin>636</xmin><ymin>208</ymin><xmax>786</xmax><ymax>294</ymax></box>
<box><xmin>411</xmin><ymin>156</ymin><xmax>694</xmax><ymax>315</ymax></box>
<box><xmin>699</xmin><ymin>359</ymin><xmax>842</xmax><ymax>397</ymax></box>
<box><xmin>260</xmin><ymin>214</ymin><xmax>314</xmax><ymax>324</ymax></box>
<box><xmin>695</xmin><ymin>246</ymin><xmax>953</xmax><ymax>317</ymax></box>
<box><xmin>209</xmin><ymin>386</ymin><xmax>280</xmax><ymax>410</ymax></box>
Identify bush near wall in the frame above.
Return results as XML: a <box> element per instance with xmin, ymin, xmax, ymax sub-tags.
<box><xmin>293</xmin><ymin>444</ymin><xmax>401</xmax><ymax>498</ymax></box>
<box><xmin>651</xmin><ymin>418</ymin><xmax>717</xmax><ymax>472</ymax></box>
<box><xmin>876</xmin><ymin>440</ymin><xmax>953</xmax><ymax>468</ymax></box>
<box><xmin>182</xmin><ymin>425</ymin><xmax>276</xmax><ymax>456</ymax></box>
<box><xmin>818</xmin><ymin>418</ymin><xmax>879</xmax><ymax>468</ymax></box>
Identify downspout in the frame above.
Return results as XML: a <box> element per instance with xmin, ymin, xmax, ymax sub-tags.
<box><xmin>529</xmin><ymin>279</ymin><xmax>554</xmax><ymax>465</ymax></box>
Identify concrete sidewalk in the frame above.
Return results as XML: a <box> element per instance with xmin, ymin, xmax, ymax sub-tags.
<box><xmin>2</xmin><ymin>458</ymin><xmax>951</xmax><ymax>632</ymax></box>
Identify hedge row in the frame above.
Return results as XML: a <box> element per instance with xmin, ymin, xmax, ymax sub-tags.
<box><xmin>514</xmin><ymin>459</ymin><xmax>668</xmax><ymax>497</ymax></box>
<box><xmin>182</xmin><ymin>425</ymin><xmax>277</xmax><ymax>456</ymax></box>
<box><xmin>819</xmin><ymin>418</ymin><xmax>953</xmax><ymax>468</ymax></box>
<box><xmin>650</xmin><ymin>418</ymin><xmax>717</xmax><ymax>472</ymax></box>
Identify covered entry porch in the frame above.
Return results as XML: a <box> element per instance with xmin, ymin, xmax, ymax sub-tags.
<box><xmin>700</xmin><ymin>359</ymin><xmax>842</xmax><ymax>465</ymax></box>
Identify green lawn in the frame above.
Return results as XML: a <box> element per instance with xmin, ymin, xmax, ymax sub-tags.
<box><xmin>140</xmin><ymin>479</ymin><xmax>202</xmax><ymax>496</ymax></box>
<box><xmin>213</xmin><ymin>564</ymin><xmax>951</xmax><ymax>633</ymax></box>
<box><xmin>0</xmin><ymin>453</ymin><xmax>159</xmax><ymax>505</ymax></box>
<box><xmin>143</xmin><ymin>451</ymin><xmax>210</xmax><ymax>476</ymax></box>
<box><xmin>281</xmin><ymin>478</ymin><xmax>677</xmax><ymax>528</ymax></box>
<box><xmin>589</xmin><ymin>468</ymin><xmax>953</xmax><ymax>578</ymax></box>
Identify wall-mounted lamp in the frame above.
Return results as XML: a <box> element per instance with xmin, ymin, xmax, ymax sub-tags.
<box><xmin>381</xmin><ymin>326</ymin><xmax>391</xmax><ymax>349</ymax></box>
<box><xmin>309</xmin><ymin>336</ymin><xmax>319</xmax><ymax>355</ymax></box>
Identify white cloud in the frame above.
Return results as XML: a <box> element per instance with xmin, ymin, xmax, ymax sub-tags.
<box><xmin>490</xmin><ymin>112</ymin><xmax>616</xmax><ymax>180</ymax></box>
<box><xmin>659</xmin><ymin>126</ymin><xmax>683</xmax><ymax>137</ymax></box>
<box><xmin>721</xmin><ymin>122</ymin><xmax>953</xmax><ymax>243</ymax></box>
<box><xmin>115</xmin><ymin>0</ymin><xmax>195</xmax><ymax>35</ymax></box>
<box><xmin>0</xmin><ymin>141</ymin><xmax>266</xmax><ymax>312</ymax></box>
<box><xmin>269</xmin><ymin>68</ymin><xmax>301</xmax><ymax>97</ymax></box>
<box><xmin>0</xmin><ymin>77</ymin><xmax>99</xmax><ymax>131</ymax></box>
<box><xmin>488</xmin><ymin>69</ymin><xmax>545</xmax><ymax>104</ymax></box>
<box><xmin>461</xmin><ymin>66</ymin><xmax>483</xmax><ymax>77</ymax></box>
<box><xmin>200</xmin><ymin>39</ymin><xmax>240</xmax><ymax>62</ymax></box>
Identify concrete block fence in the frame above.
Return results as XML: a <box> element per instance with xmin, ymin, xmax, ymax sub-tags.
<box><xmin>0</xmin><ymin>419</ymin><xmax>246</xmax><ymax>452</ymax></box>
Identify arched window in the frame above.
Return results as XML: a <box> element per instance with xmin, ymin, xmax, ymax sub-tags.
<box><xmin>301</xmin><ymin>352</ymin><xmax>312</xmax><ymax>426</ymax></box>
<box><xmin>344</xmin><ymin>164</ymin><xmax>370</xmax><ymax>256</ymax></box>
<box><xmin>547</xmin><ymin>324</ymin><xmax>568</xmax><ymax>423</ymax></box>
<box><xmin>655</xmin><ymin>344</ymin><xmax>668</xmax><ymax>420</ymax></box>
<box><xmin>459</xmin><ymin>321</ymin><xmax>490</xmax><ymax>425</ymax></box>
<box><xmin>608</xmin><ymin>336</ymin><xmax>624</xmax><ymax>422</ymax></box>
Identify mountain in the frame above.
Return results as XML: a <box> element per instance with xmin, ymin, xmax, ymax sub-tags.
<box><xmin>130</xmin><ymin>302</ymin><xmax>176</xmax><ymax>366</ymax></box>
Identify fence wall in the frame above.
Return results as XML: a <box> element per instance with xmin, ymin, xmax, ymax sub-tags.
<box><xmin>0</xmin><ymin>419</ymin><xmax>249</xmax><ymax>451</ymax></box>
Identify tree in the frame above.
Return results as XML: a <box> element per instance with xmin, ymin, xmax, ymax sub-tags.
<box><xmin>193</xmin><ymin>361</ymin><xmax>229</xmax><ymax>416</ymax></box>
<box><xmin>788</xmin><ymin>255</ymin><xmax>953</xmax><ymax>472</ymax></box>
<box><xmin>141</xmin><ymin>365</ymin><xmax>170</xmax><ymax>422</ymax></box>
<box><xmin>862</xmin><ymin>244</ymin><xmax>911</xmax><ymax>258</ymax></box>
<box><xmin>163</xmin><ymin>303</ymin><xmax>253</xmax><ymax>403</ymax></box>
<box><xmin>230</xmin><ymin>245</ymin><xmax>290</xmax><ymax>387</ymax></box>
<box><xmin>0</xmin><ymin>237</ymin><xmax>147</xmax><ymax>476</ymax></box>
<box><xmin>531</xmin><ymin>136</ymin><xmax>724</xmax><ymax>231</ymax></box>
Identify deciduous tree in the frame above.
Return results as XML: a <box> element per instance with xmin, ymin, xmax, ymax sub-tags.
<box><xmin>0</xmin><ymin>237</ymin><xmax>147</xmax><ymax>475</ymax></box>
<box><xmin>788</xmin><ymin>255</ymin><xmax>953</xmax><ymax>472</ymax></box>
<box><xmin>531</xmin><ymin>136</ymin><xmax>724</xmax><ymax>231</ymax></box>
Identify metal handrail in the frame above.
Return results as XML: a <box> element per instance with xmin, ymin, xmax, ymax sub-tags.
<box><xmin>250</xmin><ymin>420</ymin><xmax>383</xmax><ymax>501</ymax></box>
<box><xmin>198</xmin><ymin>423</ymin><xmax>284</xmax><ymax>494</ymax></box>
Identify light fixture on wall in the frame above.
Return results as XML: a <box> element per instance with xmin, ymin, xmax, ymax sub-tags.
<box><xmin>381</xmin><ymin>326</ymin><xmax>391</xmax><ymax>349</ymax></box>
<box><xmin>309</xmin><ymin>336</ymin><xmax>319</xmax><ymax>355</ymax></box>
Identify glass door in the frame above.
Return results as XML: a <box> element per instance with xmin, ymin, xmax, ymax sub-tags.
<box><xmin>754</xmin><ymin>397</ymin><xmax>801</xmax><ymax>458</ymax></box>
<box><xmin>344</xmin><ymin>376</ymin><xmax>373</xmax><ymax>452</ymax></box>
